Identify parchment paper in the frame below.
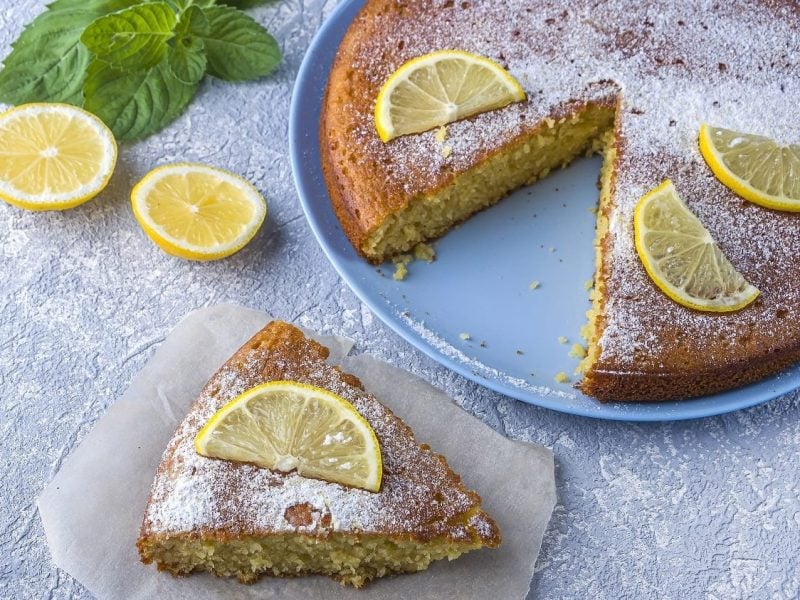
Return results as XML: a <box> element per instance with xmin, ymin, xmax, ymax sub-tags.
<box><xmin>38</xmin><ymin>304</ymin><xmax>556</xmax><ymax>599</ymax></box>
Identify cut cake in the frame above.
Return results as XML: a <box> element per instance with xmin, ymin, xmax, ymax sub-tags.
<box><xmin>137</xmin><ymin>321</ymin><xmax>500</xmax><ymax>587</ymax></box>
<box><xmin>319</xmin><ymin>0</ymin><xmax>800</xmax><ymax>401</ymax></box>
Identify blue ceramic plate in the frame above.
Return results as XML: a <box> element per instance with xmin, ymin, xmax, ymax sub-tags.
<box><xmin>288</xmin><ymin>0</ymin><xmax>800</xmax><ymax>421</ymax></box>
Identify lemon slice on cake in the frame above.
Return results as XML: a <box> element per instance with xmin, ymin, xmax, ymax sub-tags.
<box><xmin>131</xmin><ymin>163</ymin><xmax>266</xmax><ymax>261</ymax></box>
<box><xmin>699</xmin><ymin>124</ymin><xmax>800</xmax><ymax>211</ymax></box>
<box><xmin>634</xmin><ymin>180</ymin><xmax>759</xmax><ymax>312</ymax></box>
<box><xmin>374</xmin><ymin>49</ymin><xmax>526</xmax><ymax>142</ymax></box>
<box><xmin>0</xmin><ymin>103</ymin><xmax>117</xmax><ymax>211</ymax></box>
<box><xmin>195</xmin><ymin>381</ymin><xmax>383</xmax><ymax>492</ymax></box>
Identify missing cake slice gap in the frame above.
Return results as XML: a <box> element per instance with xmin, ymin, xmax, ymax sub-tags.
<box><xmin>137</xmin><ymin>321</ymin><xmax>500</xmax><ymax>588</ymax></box>
<box><xmin>356</xmin><ymin>96</ymin><xmax>621</xmax><ymax>399</ymax></box>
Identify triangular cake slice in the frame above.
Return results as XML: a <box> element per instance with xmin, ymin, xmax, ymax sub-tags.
<box><xmin>137</xmin><ymin>321</ymin><xmax>500</xmax><ymax>587</ymax></box>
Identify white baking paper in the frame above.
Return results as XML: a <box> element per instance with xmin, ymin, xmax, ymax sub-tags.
<box><xmin>38</xmin><ymin>304</ymin><xmax>555</xmax><ymax>599</ymax></box>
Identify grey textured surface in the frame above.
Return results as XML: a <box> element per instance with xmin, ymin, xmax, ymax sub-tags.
<box><xmin>1</xmin><ymin>1</ymin><xmax>799</xmax><ymax>599</ymax></box>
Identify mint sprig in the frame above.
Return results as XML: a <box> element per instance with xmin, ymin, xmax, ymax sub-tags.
<box><xmin>0</xmin><ymin>0</ymin><xmax>281</xmax><ymax>141</ymax></box>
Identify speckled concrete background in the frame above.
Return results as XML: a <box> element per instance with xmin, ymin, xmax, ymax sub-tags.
<box><xmin>1</xmin><ymin>2</ymin><xmax>799</xmax><ymax>599</ymax></box>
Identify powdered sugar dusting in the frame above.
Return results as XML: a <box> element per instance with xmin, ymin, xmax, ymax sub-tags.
<box><xmin>331</xmin><ymin>0</ymin><xmax>800</xmax><ymax>377</ymax></box>
<box><xmin>141</xmin><ymin>323</ymin><xmax>497</xmax><ymax>543</ymax></box>
<box><xmin>398</xmin><ymin>311</ymin><xmax>578</xmax><ymax>400</ymax></box>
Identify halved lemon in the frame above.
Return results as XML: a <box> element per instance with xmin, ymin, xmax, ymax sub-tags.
<box><xmin>699</xmin><ymin>124</ymin><xmax>800</xmax><ymax>211</ymax></box>
<box><xmin>195</xmin><ymin>381</ymin><xmax>383</xmax><ymax>492</ymax></box>
<box><xmin>634</xmin><ymin>180</ymin><xmax>759</xmax><ymax>312</ymax></box>
<box><xmin>131</xmin><ymin>163</ymin><xmax>266</xmax><ymax>261</ymax></box>
<box><xmin>0</xmin><ymin>103</ymin><xmax>117</xmax><ymax>211</ymax></box>
<box><xmin>374</xmin><ymin>49</ymin><xmax>526</xmax><ymax>142</ymax></box>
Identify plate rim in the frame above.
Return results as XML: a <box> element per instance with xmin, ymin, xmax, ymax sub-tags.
<box><xmin>288</xmin><ymin>0</ymin><xmax>800</xmax><ymax>422</ymax></box>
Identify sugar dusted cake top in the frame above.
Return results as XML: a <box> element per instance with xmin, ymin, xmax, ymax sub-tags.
<box><xmin>139</xmin><ymin>321</ymin><xmax>499</xmax><ymax>543</ymax></box>
<box><xmin>321</xmin><ymin>0</ymin><xmax>800</xmax><ymax>399</ymax></box>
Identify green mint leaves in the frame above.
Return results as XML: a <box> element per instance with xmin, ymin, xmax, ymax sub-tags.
<box><xmin>84</xmin><ymin>54</ymin><xmax>198</xmax><ymax>141</ymax></box>
<box><xmin>200</xmin><ymin>6</ymin><xmax>280</xmax><ymax>81</ymax></box>
<box><xmin>169</xmin><ymin>6</ymin><xmax>208</xmax><ymax>84</ymax></box>
<box><xmin>0</xmin><ymin>0</ymin><xmax>281</xmax><ymax>141</ymax></box>
<box><xmin>81</xmin><ymin>3</ymin><xmax>178</xmax><ymax>71</ymax></box>
<box><xmin>0</xmin><ymin>0</ymin><xmax>138</xmax><ymax>105</ymax></box>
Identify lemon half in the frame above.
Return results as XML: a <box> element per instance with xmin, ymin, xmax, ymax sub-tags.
<box><xmin>195</xmin><ymin>381</ymin><xmax>383</xmax><ymax>492</ymax></box>
<box><xmin>131</xmin><ymin>163</ymin><xmax>266</xmax><ymax>261</ymax></box>
<box><xmin>0</xmin><ymin>103</ymin><xmax>117</xmax><ymax>211</ymax></box>
<box><xmin>374</xmin><ymin>49</ymin><xmax>526</xmax><ymax>143</ymax></box>
<box><xmin>634</xmin><ymin>180</ymin><xmax>759</xmax><ymax>312</ymax></box>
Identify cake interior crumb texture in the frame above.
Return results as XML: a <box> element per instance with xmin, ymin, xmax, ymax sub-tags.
<box><xmin>320</xmin><ymin>0</ymin><xmax>800</xmax><ymax>402</ymax></box>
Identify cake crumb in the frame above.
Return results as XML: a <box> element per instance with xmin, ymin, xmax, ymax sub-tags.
<box><xmin>413</xmin><ymin>242</ymin><xmax>436</xmax><ymax>262</ymax></box>
<box><xmin>584</xmin><ymin>279</ymin><xmax>594</xmax><ymax>290</ymax></box>
<box><xmin>392</xmin><ymin>246</ymin><xmax>435</xmax><ymax>281</ymax></box>
<box><xmin>459</xmin><ymin>332</ymin><xmax>471</xmax><ymax>341</ymax></box>
<box><xmin>392</xmin><ymin>262</ymin><xmax>408</xmax><ymax>281</ymax></box>
<box><xmin>568</xmin><ymin>343</ymin><xmax>587</xmax><ymax>359</ymax></box>
<box><xmin>587</xmin><ymin>206</ymin><xmax>598</xmax><ymax>215</ymax></box>
<box><xmin>554</xmin><ymin>372</ymin><xmax>570</xmax><ymax>383</ymax></box>
<box><xmin>392</xmin><ymin>254</ymin><xmax>412</xmax><ymax>280</ymax></box>
<box><xmin>441</xmin><ymin>145</ymin><xmax>452</xmax><ymax>159</ymax></box>
<box><xmin>434</xmin><ymin>125</ymin><xmax>448</xmax><ymax>143</ymax></box>
<box><xmin>529</xmin><ymin>280</ymin><xmax>540</xmax><ymax>290</ymax></box>
<box><xmin>516</xmin><ymin>349</ymin><xmax>524</xmax><ymax>355</ymax></box>
<box><xmin>558</xmin><ymin>336</ymin><xmax>569</xmax><ymax>344</ymax></box>
<box><xmin>479</xmin><ymin>340</ymin><xmax>487</xmax><ymax>347</ymax></box>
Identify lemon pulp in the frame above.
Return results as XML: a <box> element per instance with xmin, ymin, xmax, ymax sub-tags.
<box><xmin>699</xmin><ymin>124</ymin><xmax>800</xmax><ymax>211</ymax></box>
<box><xmin>131</xmin><ymin>163</ymin><xmax>266</xmax><ymax>261</ymax></box>
<box><xmin>195</xmin><ymin>381</ymin><xmax>383</xmax><ymax>492</ymax></box>
<box><xmin>0</xmin><ymin>103</ymin><xmax>117</xmax><ymax>210</ymax></box>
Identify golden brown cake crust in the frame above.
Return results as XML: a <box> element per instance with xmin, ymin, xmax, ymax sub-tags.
<box><xmin>320</xmin><ymin>0</ymin><xmax>800</xmax><ymax>402</ymax></box>
<box><xmin>137</xmin><ymin>321</ymin><xmax>499</xmax><ymax>584</ymax></box>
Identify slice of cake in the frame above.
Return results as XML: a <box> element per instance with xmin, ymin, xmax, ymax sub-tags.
<box><xmin>136</xmin><ymin>321</ymin><xmax>500</xmax><ymax>587</ymax></box>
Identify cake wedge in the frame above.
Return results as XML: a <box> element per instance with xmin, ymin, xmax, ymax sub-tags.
<box><xmin>137</xmin><ymin>320</ymin><xmax>500</xmax><ymax>587</ymax></box>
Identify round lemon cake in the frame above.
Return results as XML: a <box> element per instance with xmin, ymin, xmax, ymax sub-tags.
<box><xmin>319</xmin><ymin>0</ymin><xmax>800</xmax><ymax>402</ymax></box>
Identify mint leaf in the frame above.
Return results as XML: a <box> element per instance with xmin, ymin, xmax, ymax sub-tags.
<box><xmin>84</xmin><ymin>56</ymin><xmax>197</xmax><ymax>141</ymax></box>
<box><xmin>219</xmin><ymin>0</ymin><xmax>273</xmax><ymax>8</ymax></box>
<box><xmin>169</xmin><ymin>39</ymin><xmax>206</xmax><ymax>85</ymax></box>
<box><xmin>199</xmin><ymin>6</ymin><xmax>280</xmax><ymax>81</ymax></box>
<box><xmin>81</xmin><ymin>2</ymin><xmax>178</xmax><ymax>72</ymax></box>
<box><xmin>168</xmin><ymin>0</ymin><xmax>216</xmax><ymax>10</ymax></box>
<box><xmin>176</xmin><ymin>4</ymin><xmax>210</xmax><ymax>36</ymax></box>
<box><xmin>169</xmin><ymin>6</ymin><xmax>207</xmax><ymax>84</ymax></box>
<box><xmin>0</xmin><ymin>0</ymin><xmax>138</xmax><ymax>104</ymax></box>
